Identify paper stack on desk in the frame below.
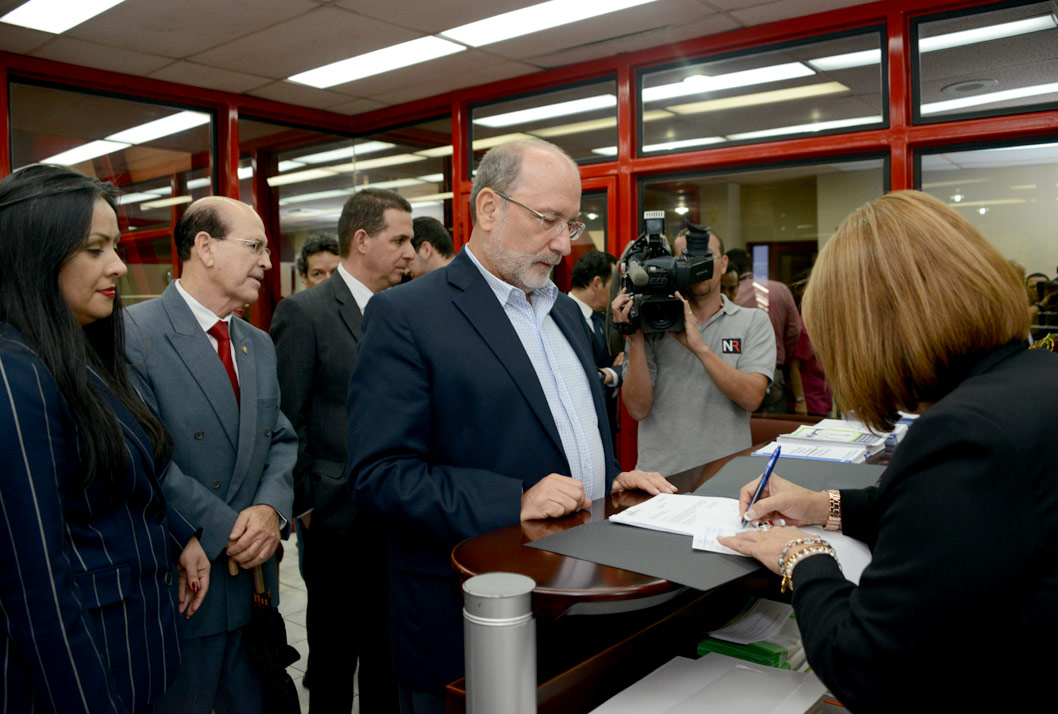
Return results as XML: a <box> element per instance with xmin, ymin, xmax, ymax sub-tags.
<box><xmin>609</xmin><ymin>493</ymin><xmax>872</xmax><ymax>585</ymax></box>
<box><xmin>776</xmin><ymin>424</ymin><xmax>888</xmax><ymax>456</ymax></box>
<box><xmin>587</xmin><ymin>653</ymin><xmax>827</xmax><ymax>714</ymax></box>
<box><xmin>752</xmin><ymin>440</ymin><xmax>868</xmax><ymax>463</ymax></box>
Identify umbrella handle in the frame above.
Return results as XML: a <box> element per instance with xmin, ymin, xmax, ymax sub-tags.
<box><xmin>253</xmin><ymin>564</ymin><xmax>266</xmax><ymax>595</ymax></box>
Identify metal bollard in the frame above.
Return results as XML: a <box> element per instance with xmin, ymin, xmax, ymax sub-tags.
<box><xmin>463</xmin><ymin>572</ymin><xmax>537</xmax><ymax>714</ymax></box>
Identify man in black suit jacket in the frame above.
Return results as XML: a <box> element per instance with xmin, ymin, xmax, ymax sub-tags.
<box><xmin>271</xmin><ymin>188</ymin><xmax>414</xmax><ymax>713</ymax></box>
<box><xmin>568</xmin><ymin>249</ymin><xmax>623</xmax><ymax>446</ymax></box>
<box><xmin>346</xmin><ymin>139</ymin><xmax>675</xmax><ymax>714</ymax></box>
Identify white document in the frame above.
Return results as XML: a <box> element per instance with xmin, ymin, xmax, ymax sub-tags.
<box><xmin>608</xmin><ymin>493</ymin><xmax>709</xmax><ymax>536</ymax></box>
<box><xmin>689</xmin><ymin>498</ymin><xmax>872</xmax><ymax>586</ymax></box>
<box><xmin>753</xmin><ymin>440</ymin><xmax>867</xmax><ymax>463</ymax></box>
<box><xmin>588</xmin><ymin>654</ymin><xmax>826</xmax><ymax>714</ymax></box>
<box><xmin>707</xmin><ymin>598</ymin><xmax>792</xmax><ymax>645</ymax></box>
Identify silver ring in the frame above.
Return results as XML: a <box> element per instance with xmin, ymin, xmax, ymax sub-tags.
<box><xmin>756</xmin><ymin>523</ymin><xmax>772</xmax><ymax>532</ymax></box>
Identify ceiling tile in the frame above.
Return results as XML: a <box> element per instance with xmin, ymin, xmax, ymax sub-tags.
<box><xmin>366</xmin><ymin>60</ymin><xmax>540</xmax><ymax>106</ymax></box>
<box><xmin>31</xmin><ymin>37</ymin><xmax>174</xmax><ymax>75</ymax></box>
<box><xmin>531</xmin><ymin>14</ymin><xmax>741</xmax><ymax>68</ymax></box>
<box><xmin>730</xmin><ymin>0</ymin><xmax>872</xmax><ymax>27</ymax></box>
<box><xmin>335</xmin><ymin>0</ymin><xmax>537</xmax><ymax>34</ymax></box>
<box><xmin>189</xmin><ymin>6</ymin><xmax>419</xmax><ymax>78</ymax></box>
<box><xmin>148</xmin><ymin>61</ymin><xmax>271</xmax><ymax>93</ymax></box>
<box><xmin>458</xmin><ymin>0</ymin><xmax>716</xmax><ymax>61</ymax></box>
<box><xmin>248</xmin><ymin>81</ymin><xmax>356</xmax><ymax>110</ymax></box>
<box><xmin>329</xmin><ymin>98</ymin><xmax>391</xmax><ymax>115</ymax></box>
<box><xmin>0</xmin><ymin>24</ymin><xmax>53</xmax><ymax>55</ymax></box>
<box><xmin>701</xmin><ymin>0</ymin><xmax>777</xmax><ymax>11</ymax></box>
<box><xmin>66</xmin><ymin>0</ymin><xmax>320</xmax><ymax>58</ymax></box>
<box><xmin>323</xmin><ymin>49</ymin><xmax>534</xmax><ymax>98</ymax></box>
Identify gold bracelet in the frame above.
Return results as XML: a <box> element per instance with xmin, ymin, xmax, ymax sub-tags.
<box><xmin>824</xmin><ymin>489</ymin><xmax>842</xmax><ymax>531</ymax></box>
<box><xmin>778</xmin><ymin>537</ymin><xmax>825</xmax><ymax>573</ymax></box>
<box><xmin>780</xmin><ymin>544</ymin><xmax>837</xmax><ymax>593</ymax></box>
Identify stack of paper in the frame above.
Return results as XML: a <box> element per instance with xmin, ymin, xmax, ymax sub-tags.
<box><xmin>752</xmin><ymin>441</ymin><xmax>867</xmax><ymax>463</ymax></box>
<box><xmin>823</xmin><ymin>417</ymin><xmax>909</xmax><ymax>447</ymax></box>
<box><xmin>776</xmin><ymin>424</ymin><xmax>887</xmax><ymax>457</ymax></box>
<box><xmin>609</xmin><ymin>493</ymin><xmax>872</xmax><ymax>585</ymax></box>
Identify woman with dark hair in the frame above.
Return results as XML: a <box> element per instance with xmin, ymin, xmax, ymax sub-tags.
<box><xmin>0</xmin><ymin>164</ymin><xmax>210</xmax><ymax>713</ymax></box>
<box><xmin>719</xmin><ymin>190</ymin><xmax>1058</xmax><ymax>711</ymax></box>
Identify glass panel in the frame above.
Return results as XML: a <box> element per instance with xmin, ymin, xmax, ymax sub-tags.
<box><xmin>639</xmin><ymin>30</ymin><xmax>884</xmax><ymax>156</ymax></box>
<box><xmin>640</xmin><ymin>157</ymin><xmax>886</xmax><ymax>284</ymax></box>
<box><xmin>239</xmin><ymin>116</ymin><xmax>452</xmax><ymax>296</ymax></box>
<box><xmin>470</xmin><ymin>79</ymin><xmax>618</xmax><ymax>167</ymax></box>
<box><xmin>554</xmin><ymin>189</ymin><xmax>608</xmax><ymax>292</ymax></box>
<box><xmin>919</xmin><ymin>139</ymin><xmax>1058</xmax><ymax>337</ymax></box>
<box><xmin>914</xmin><ymin>2</ymin><xmax>1058</xmax><ymax>122</ymax></box>
<box><xmin>9</xmin><ymin>82</ymin><xmax>214</xmax><ymax>305</ymax></box>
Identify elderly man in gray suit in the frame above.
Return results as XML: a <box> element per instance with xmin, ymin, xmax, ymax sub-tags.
<box><xmin>270</xmin><ymin>188</ymin><xmax>413</xmax><ymax>713</ymax></box>
<box><xmin>125</xmin><ymin>196</ymin><xmax>296</xmax><ymax>714</ymax></box>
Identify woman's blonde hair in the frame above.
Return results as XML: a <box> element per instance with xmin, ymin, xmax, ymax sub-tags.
<box><xmin>803</xmin><ymin>190</ymin><xmax>1029</xmax><ymax>431</ymax></box>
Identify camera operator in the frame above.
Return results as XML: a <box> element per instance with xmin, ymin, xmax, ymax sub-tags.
<box><xmin>613</xmin><ymin>230</ymin><xmax>776</xmax><ymax>475</ymax></box>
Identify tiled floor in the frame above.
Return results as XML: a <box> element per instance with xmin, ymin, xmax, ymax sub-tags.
<box><xmin>277</xmin><ymin>532</ymin><xmax>359</xmax><ymax>714</ymax></box>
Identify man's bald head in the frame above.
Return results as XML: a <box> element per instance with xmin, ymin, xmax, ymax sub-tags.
<box><xmin>469</xmin><ymin>139</ymin><xmax>578</xmax><ymax>225</ymax></box>
<box><xmin>174</xmin><ymin>196</ymin><xmax>256</xmax><ymax>261</ymax></box>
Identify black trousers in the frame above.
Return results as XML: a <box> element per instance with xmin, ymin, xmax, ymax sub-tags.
<box><xmin>303</xmin><ymin>513</ymin><xmax>398</xmax><ymax>714</ymax></box>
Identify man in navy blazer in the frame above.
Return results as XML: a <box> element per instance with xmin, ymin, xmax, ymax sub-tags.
<box><xmin>125</xmin><ymin>196</ymin><xmax>296</xmax><ymax>714</ymax></box>
<box><xmin>347</xmin><ymin>139</ymin><xmax>674</xmax><ymax>713</ymax></box>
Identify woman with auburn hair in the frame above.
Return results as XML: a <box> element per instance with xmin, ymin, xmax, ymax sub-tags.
<box><xmin>0</xmin><ymin>164</ymin><xmax>210</xmax><ymax>713</ymax></box>
<box><xmin>720</xmin><ymin>190</ymin><xmax>1058</xmax><ymax>711</ymax></box>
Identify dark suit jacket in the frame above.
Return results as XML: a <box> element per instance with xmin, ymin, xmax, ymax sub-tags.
<box><xmin>125</xmin><ymin>284</ymin><xmax>296</xmax><ymax>640</ymax></box>
<box><xmin>0</xmin><ymin>323</ymin><xmax>196</xmax><ymax>713</ymax></box>
<box><xmin>270</xmin><ymin>272</ymin><xmax>360</xmax><ymax>535</ymax></box>
<box><xmin>791</xmin><ymin>343</ymin><xmax>1058</xmax><ymax>712</ymax></box>
<box><xmin>347</xmin><ymin>249</ymin><xmax>619</xmax><ymax>690</ymax></box>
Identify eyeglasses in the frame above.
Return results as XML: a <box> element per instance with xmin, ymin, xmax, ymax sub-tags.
<box><xmin>216</xmin><ymin>235</ymin><xmax>271</xmax><ymax>257</ymax></box>
<box><xmin>492</xmin><ymin>189</ymin><xmax>585</xmax><ymax>241</ymax></box>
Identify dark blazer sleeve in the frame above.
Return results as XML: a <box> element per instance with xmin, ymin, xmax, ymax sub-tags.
<box><xmin>347</xmin><ymin>293</ymin><xmax>525</xmax><ymax>544</ymax></box>
<box><xmin>790</xmin><ymin>403</ymin><xmax>1039</xmax><ymax>712</ymax></box>
<box><xmin>0</xmin><ymin>349</ymin><xmax>126</xmax><ymax>713</ymax></box>
<box><xmin>270</xmin><ymin>294</ymin><xmax>316</xmax><ymax>517</ymax></box>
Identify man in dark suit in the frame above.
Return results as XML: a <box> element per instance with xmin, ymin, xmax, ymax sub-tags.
<box><xmin>346</xmin><ymin>139</ymin><xmax>674</xmax><ymax>714</ymax></box>
<box><xmin>271</xmin><ymin>188</ymin><xmax>413</xmax><ymax>713</ymax></box>
<box><xmin>124</xmin><ymin>196</ymin><xmax>296</xmax><ymax>714</ymax></box>
<box><xmin>568</xmin><ymin>249</ymin><xmax>623</xmax><ymax>446</ymax></box>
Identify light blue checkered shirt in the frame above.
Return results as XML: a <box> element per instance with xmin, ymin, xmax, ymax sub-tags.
<box><xmin>465</xmin><ymin>245</ymin><xmax>606</xmax><ymax>501</ymax></box>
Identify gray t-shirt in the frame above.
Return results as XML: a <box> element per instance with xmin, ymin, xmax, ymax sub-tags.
<box><xmin>635</xmin><ymin>296</ymin><xmax>776</xmax><ymax>475</ymax></box>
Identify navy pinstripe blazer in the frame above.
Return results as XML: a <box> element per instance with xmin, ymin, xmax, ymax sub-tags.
<box><xmin>0</xmin><ymin>324</ymin><xmax>196</xmax><ymax>714</ymax></box>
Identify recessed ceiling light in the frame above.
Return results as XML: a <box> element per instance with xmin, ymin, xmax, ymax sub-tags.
<box><xmin>726</xmin><ymin>115</ymin><xmax>881</xmax><ymax>141</ymax></box>
<box><xmin>474</xmin><ymin>95</ymin><xmax>616</xmax><ymax>128</ymax></box>
<box><xmin>642</xmin><ymin>63</ymin><xmax>815</xmax><ymax>103</ymax></box>
<box><xmin>441</xmin><ymin>0</ymin><xmax>659</xmax><ymax>47</ymax></box>
<box><xmin>674</xmin><ymin>206</ymin><xmax>690</xmax><ymax>215</ymax></box>
<box><xmin>267</xmin><ymin>168</ymin><xmax>338</xmax><ymax>187</ymax></box>
<box><xmin>141</xmin><ymin>195</ymin><xmax>194</xmax><ymax>210</ymax></box>
<box><xmin>0</xmin><ymin>0</ymin><xmax>126</xmax><ymax>34</ymax></box>
<box><xmin>117</xmin><ymin>191</ymin><xmax>164</xmax><ymax>206</ymax></box>
<box><xmin>921</xmin><ymin>81</ymin><xmax>1058</xmax><ymax>114</ymax></box>
<box><xmin>807</xmin><ymin>49</ymin><xmax>882</xmax><ymax>71</ymax></box>
<box><xmin>288</xmin><ymin>36</ymin><xmax>466</xmax><ymax>89</ymax></box>
<box><xmin>106</xmin><ymin>111</ymin><xmax>210</xmax><ymax>144</ymax></box>
<box><xmin>296</xmin><ymin>142</ymin><xmax>395</xmax><ymax>164</ymax></box>
<box><xmin>237</xmin><ymin>166</ymin><xmax>253</xmax><ymax>180</ymax></box>
<box><xmin>920</xmin><ymin>15</ymin><xmax>1057</xmax><ymax>53</ymax></box>
<box><xmin>186</xmin><ymin>177</ymin><xmax>212</xmax><ymax>190</ymax></box>
<box><xmin>329</xmin><ymin>154</ymin><xmax>427</xmax><ymax>172</ymax></box>
<box><xmin>43</xmin><ymin>139</ymin><xmax>130</xmax><ymax>165</ymax></box>
<box><xmin>642</xmin><ymin>137</ymin><xmax>726</xmax><ymax>153</ymax></box>
<box><xmin>667</xmin><ymin>82</ymin><xmax>848</xmax><ymax>115</ymax></box>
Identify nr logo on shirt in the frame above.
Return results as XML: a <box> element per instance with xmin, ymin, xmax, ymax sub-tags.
<box><xmin>721</xmin><ymin>338</ymin><xmax>742</xmax><ymax>354</ymax></box>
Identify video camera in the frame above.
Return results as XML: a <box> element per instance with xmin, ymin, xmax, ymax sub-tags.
<box><xmin>616</xmin><ymin>211</ymin><xmax>714</xmax><ymax>335</ymax></box>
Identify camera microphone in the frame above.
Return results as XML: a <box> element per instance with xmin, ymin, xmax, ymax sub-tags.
<box><xmin>627</xmin><ymin>262</ymin><xmax>650</xmax><ymax>287</ymax></box>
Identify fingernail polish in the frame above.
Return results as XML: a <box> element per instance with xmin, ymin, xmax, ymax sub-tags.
<box><xmin>191</xmin><ymin>582</ymin><xmax>199</xmax><ymax>593</ymax></box>
<box><xmin>745</xmin><ymin>510</ymin><xmax>756</xmax><ymax>521</ymax></box>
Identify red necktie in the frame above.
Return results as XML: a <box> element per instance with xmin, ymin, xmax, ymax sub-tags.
<box><xmin>207</xmin><ymin>320</ymin><xmax>240</xmax><ymax>404</ymax></box>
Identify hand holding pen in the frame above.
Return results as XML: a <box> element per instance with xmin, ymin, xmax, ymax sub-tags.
<box><xmin>741</xmin><ymin>447</ymin><xmax>781</xmax><ymax>527</ymax></box>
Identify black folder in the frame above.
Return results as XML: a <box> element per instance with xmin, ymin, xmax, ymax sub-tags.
<box><xmin>527</xmin><ymin>456</ymin><xmax>885</xmax><ymax>592</ymax></box>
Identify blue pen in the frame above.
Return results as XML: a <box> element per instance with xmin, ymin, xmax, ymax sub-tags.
<box><xmin>742</xmin><ymin>446</ymin><xmax>781</xmax><ymax>526</ymax></box>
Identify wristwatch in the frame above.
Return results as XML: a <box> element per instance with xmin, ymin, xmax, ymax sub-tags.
<box><xmin>824</xmin><ymin>489</ymin><xmax>841</xmax><ymax>531</ymax></box>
